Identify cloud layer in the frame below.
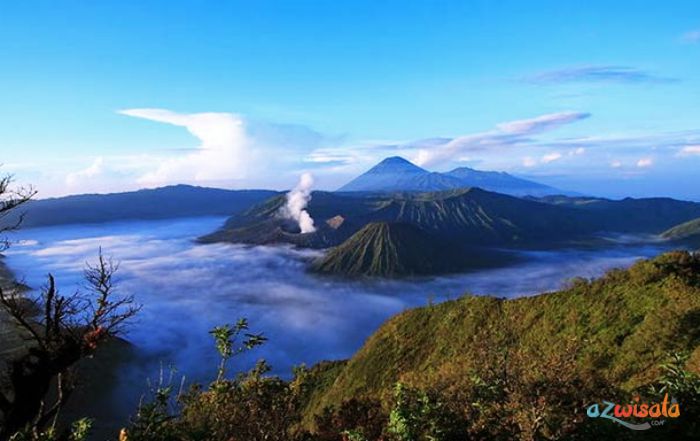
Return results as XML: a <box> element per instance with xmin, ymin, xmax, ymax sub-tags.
<box><xmin>525</xmin><ymin>65</ymin><xmax>677</xmax><ymax>84</ymax></box>
<box><xmin>66</xmin><ymin>157</ymin><xmax>105</xmax><ymax>187</ymax></box>
<box><xmin>119</xmin><ymin>109</ymin><xmax>251</xmax><ymax>186</ymax></box>
<box><xmin>39</xmin><ymin>105</ymin><xmax>700</xmax><ymax>200</ymax></box>
<box><xmin>412</xmin><ymin>111</ymin><xmax>590</xmax><ymax>167</ymax></box>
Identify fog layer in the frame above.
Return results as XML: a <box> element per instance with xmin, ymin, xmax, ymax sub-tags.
<box><xmin>5</xmin><ymin>216</ymin><xmax>669</xmax><ymax>430</ymax></box>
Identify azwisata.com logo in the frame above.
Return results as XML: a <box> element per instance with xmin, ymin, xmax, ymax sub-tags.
<box><xmin>586</xmin><ymin>394</ymin><xmax>680</xmax><ymax>430</ymax></box>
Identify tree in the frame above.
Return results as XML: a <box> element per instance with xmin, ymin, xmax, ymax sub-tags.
<box><xmin>0</xmin><ymin>172</ymin><xmax>140</xmax><ymax>439</ymax></box>
<box><xmin>125</xmin><ymin>322</ymin><xmax>281</xmax><ymax>441</ymax></box>
<box><xmin>0</xmin><ymin>250</ymin><xmax>140</xmax><ymax>437</ymax></box>
<box><xmin>0</xmin><ymin>173</ymin><xmax>36</xmax><ymax>251</ymax></box>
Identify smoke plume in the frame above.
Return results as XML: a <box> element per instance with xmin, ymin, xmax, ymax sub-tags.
<box><xmin>283</xmin><ymin>173</ymin><xmax>316</xmax><ymax>233</ymax></box>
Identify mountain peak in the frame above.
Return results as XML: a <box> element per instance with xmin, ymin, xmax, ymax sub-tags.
<box><xmin>311</xmin><ymin>222</ymin><xmax>457</xmax><ymax>277</ymax></box>
<box><xmin>337</xmin><ymin>157</ymin><xmax>432</xmax><ymax>192</ymax></box>
<box><xmin>368</xmin><ymin>156</ymin><xmax>426</xmax><ymax>174</ymax></box>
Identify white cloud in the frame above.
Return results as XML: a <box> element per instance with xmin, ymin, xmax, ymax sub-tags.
<box><xmin>413</xmin><ymin>111</ymin><xmax>590</xmax><ymax>167</ymax></box>
<box><xmin>678</xmin><ymin>145</ymin><xmax>700</xmax><ymax>156</ymax></box>
<box><xmin>119</xmin><ymin>109</ymin><xmax>251</xmax><ymax>186</ymax></box>
<box><xmin>571</xmin><ymin>147</ymin><xmax>586</xmax><ymax>156</ymax></box>
<box><xmin>522</xmin><ymin>157</ymin><xmax>537</xmax><ymax>167</ymax></box>
<box><xmin>541</xmin><ymin>152</ymin><xmax>563</xmax><ymax>164</ymax></box>
<box><xmin>610</xmin><ymin>160</ymin><xmax>622</xmax><ymax>168</ymax></box>
<box><xmin>496</xmin><ymin>112</ymin><xmax>590</xmax><ymax>135</ymax></box>
<box><xmin>304</xmin><ymin>149</ymin><xmax>357</xmax><ymax>164</ymax></box>
<box><xmin>521</xmin><ymin>152</ymin><xmax>563</xmax><ymax>167</ymax></box>
<box><xmin>636</xmin><ymin>158</ymin><xmax>653</xmax><ymax>168</ymax></box>
<box><xmin>65</xmin><ymin>157</ymin><xmax>105</xmax><ymax>187</ymax></box>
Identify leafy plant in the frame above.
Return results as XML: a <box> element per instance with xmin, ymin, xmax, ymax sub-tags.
<box><xmin>210</xmin><ymin>319</ymin><xmax>267</xmax><ymax>382</ymax></box>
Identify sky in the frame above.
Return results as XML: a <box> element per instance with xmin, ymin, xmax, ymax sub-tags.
<box><xmin>1</xmin><ymin>0</ymin><xmax>699</xmax><ymax>199</ymax></box>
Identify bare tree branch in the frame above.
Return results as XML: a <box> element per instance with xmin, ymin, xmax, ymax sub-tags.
<box><xmin>0</xmin><ymin>251</ymin><xmax>140</xmax><ymax>437</ymax></box>
<box><xmin>0</xmin><ymin>172</ymin><xmax>36</xmax><ymax>250</ymax></box>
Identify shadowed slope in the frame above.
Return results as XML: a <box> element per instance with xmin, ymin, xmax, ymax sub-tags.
<box><xmin>311</xmin><ymin>222</ymin><xmax>489</xmax><ymax>277</ymax></box>
<box><xmin>201</xmin><ymin>188</ymin><xmax>594</xmax><ymax>249</ymax></box>
<box><xmin>0</xmin><ymin>185</ymin><xmax>278</xmax><ymax>229</ymax></box>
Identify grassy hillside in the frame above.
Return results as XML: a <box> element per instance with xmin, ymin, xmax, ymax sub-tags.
<box><xmin>307</xmin><ymin>251</ymin><xmax>700</xmax><ymax>417</ymax></box>
<box><xmin>662</xmin><ymin>217</ymin><xmax>700</xmax><ymax>243</ymax></box>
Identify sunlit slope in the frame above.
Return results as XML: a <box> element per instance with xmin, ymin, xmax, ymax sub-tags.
<box><xmin>662</xmin><ymin>217</ymin><xmax>700</xmax><ymax>248</ymax></box>
<box><xmin>305</xmin><ymin>251</ymin><xmax>700</xmax><ymax>416</ymax></box>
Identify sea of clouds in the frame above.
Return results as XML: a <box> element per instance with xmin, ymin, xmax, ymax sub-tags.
<box><xmin>5</xmin><ymin>217</ymin><xmax>669</xmax><ymax>429</ymax></box>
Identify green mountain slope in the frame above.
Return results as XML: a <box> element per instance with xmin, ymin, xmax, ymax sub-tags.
<box><xmin>305</xmin><ymin>251</ymin><xmax>700</xmax><ymax>418</ymax></box>
<box><xmin>311</xmin><ymin>222</ymin><xmax>504</xmax><ymax>277</ymax></box>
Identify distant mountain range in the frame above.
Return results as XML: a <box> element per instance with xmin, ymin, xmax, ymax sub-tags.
<box><xmin>528</xmin><ymin>195</ymin><xmax>700</xmax><ymax>234</ymax></box>
<box><xmin>0</xmin><ymin>185</ymin><xmax>278</xmax><ymax>229</ymax></box>
<box><xmin>337</xmin><ymin>156</ymin><xmax>564</xmax><ymax>196</ymax></box>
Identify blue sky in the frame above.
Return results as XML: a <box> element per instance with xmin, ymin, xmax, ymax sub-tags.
<box><xmin>1</xmin><ymin>1</ymin><xmax>699</xmax><ymax>199</ymax></box>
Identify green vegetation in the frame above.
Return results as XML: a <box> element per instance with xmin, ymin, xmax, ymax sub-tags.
<box><xmin>313</xmin><ymin>251</ymin><xmax>700</xmax><ymax>408</ymax></box>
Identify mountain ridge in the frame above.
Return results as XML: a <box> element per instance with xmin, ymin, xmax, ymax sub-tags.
<box><xmin>202</xmin><ymin>187</ymin><xmax>700</xmax><ymax>255</ymax></box>
<box><xmin>338</xmin><ymin>156</ymin><xmax>563</xmax><ymax>196</ymax></box>
<box><xmin>0</xmin><ymin>185</ymin><xmax>279</xmax><ymax>228</ymax></box>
